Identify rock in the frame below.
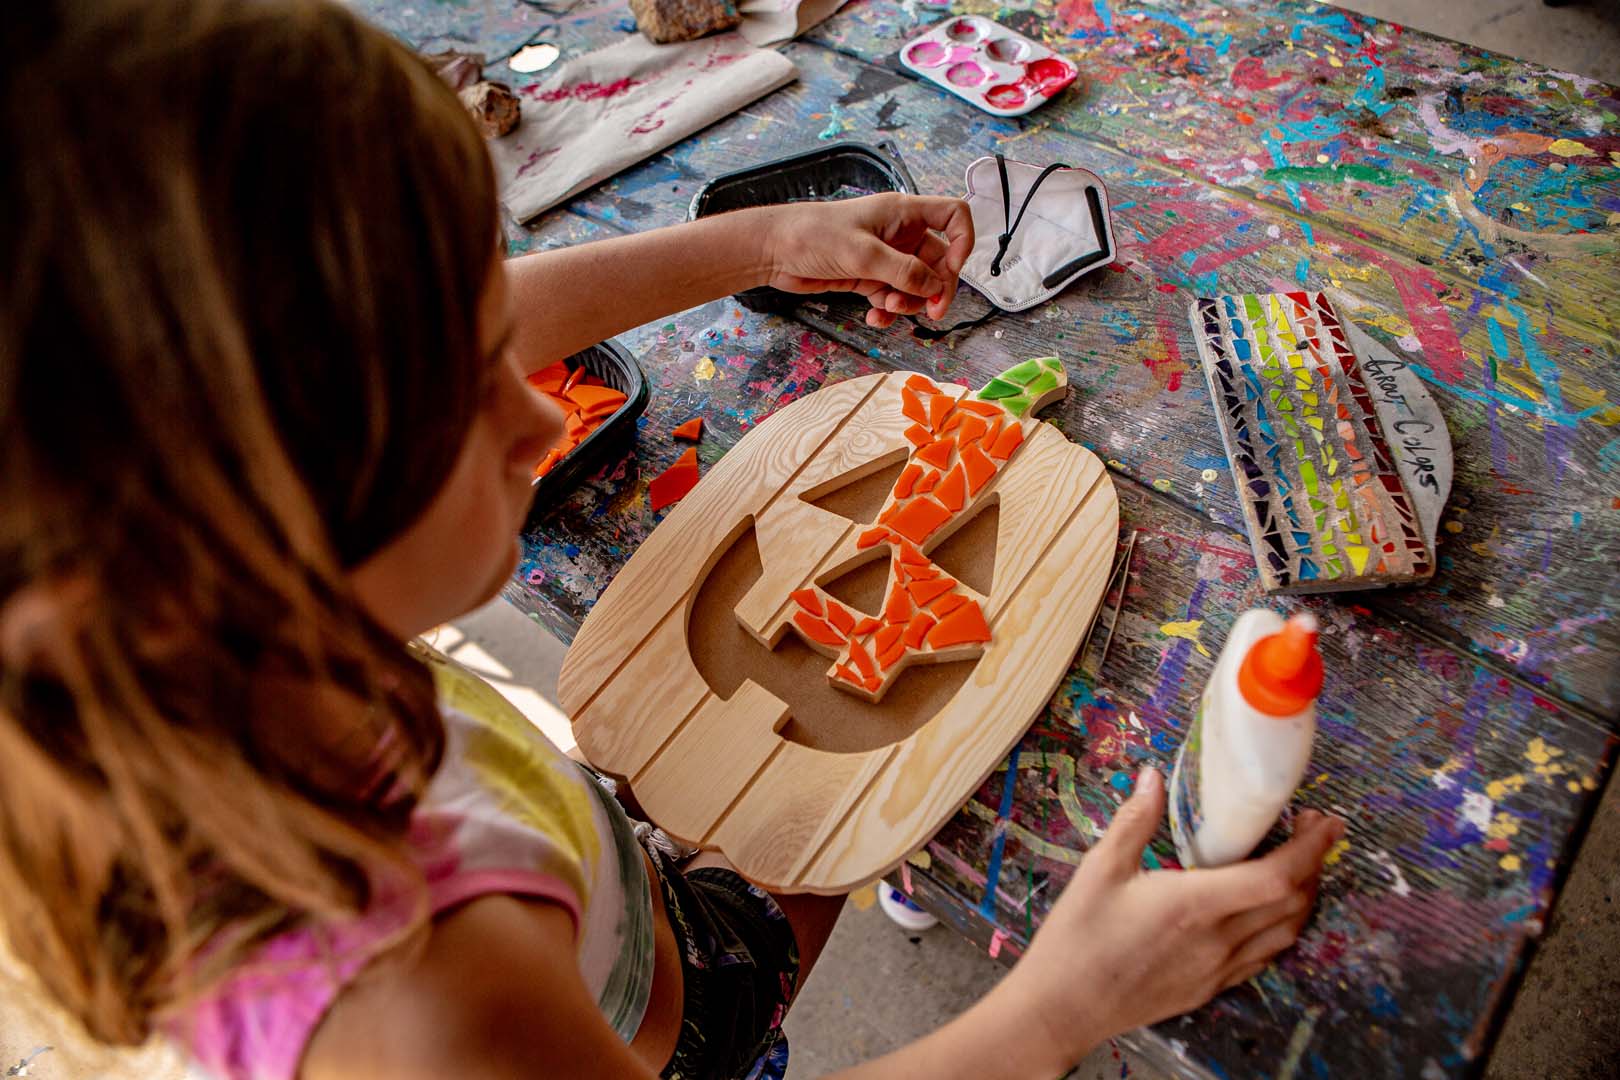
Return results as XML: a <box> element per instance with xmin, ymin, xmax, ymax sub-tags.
<box><xmin>627</xmin><ymin>0</ymin><xmax>741</xmax><ymax>45</ymax></box>
<box><xmin>458</xmin><ymin>81</ymin><xmax>521</xmax><ymax>138</ymax></box>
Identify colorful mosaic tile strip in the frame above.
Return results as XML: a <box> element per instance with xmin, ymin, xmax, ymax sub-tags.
<box><xmin>1191</xmin><ymin>291</ymin><xmax>1440</xmax><ymax>594</ymax></box>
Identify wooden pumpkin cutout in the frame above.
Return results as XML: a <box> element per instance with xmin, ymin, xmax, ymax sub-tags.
<box><xmin>559</xmin><ymin>360</ymin><xmax>1118</xmax><ymax>894</ymax></box>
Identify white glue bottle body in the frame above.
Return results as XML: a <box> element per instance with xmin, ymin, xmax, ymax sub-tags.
<box><xmin>1169</xmin><ymin>610</ymin><xmax>1323</xmax><ymax>869</ymax></box>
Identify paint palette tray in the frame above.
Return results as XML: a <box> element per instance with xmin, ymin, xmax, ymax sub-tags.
<box><xmin>1189</xmin><ymin>290</ymin><xmax>1453</xmax><ymax>594</ymax></box>
<box><xmin>898</xmin><ymin>17</ymin><xmax>1078</xmax><ymax>118</ymax></box>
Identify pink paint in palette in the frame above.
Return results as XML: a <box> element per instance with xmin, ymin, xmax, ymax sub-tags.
<box><xmin>898</xmin><ymin>17</ymin><xmax>1077</xmax><ymax>118</ymax></box>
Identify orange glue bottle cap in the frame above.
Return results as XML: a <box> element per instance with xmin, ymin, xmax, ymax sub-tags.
<box><xmin>1237</xmin><ymin>613</ymin><xmax>1324</xmax><ymax>716</ymax></box>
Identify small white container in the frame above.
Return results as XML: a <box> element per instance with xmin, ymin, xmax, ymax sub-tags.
<box><xmin>897</xmin><ymin>17</ymin><xmax>1078</xmax><ymax>118</ymax></box>
<box><xmin>1169</xmin><ymin>610</ymin><xmax>1323</xmax><ymax>868</ymax></box>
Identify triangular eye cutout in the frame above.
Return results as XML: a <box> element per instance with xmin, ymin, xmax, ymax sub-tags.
<box><xmin>926</xmin><ymin>499</ymin><xmax>999</xmax><ymax>596</ymax></box>
<box><xmin>819</xmin><ymin>553</ymin><xmax>888</xmax><ymax>614</ymax></box>
<box><xmin>804</xmin><ymin>453</ymin><xmax>909</xmax><ymax>525</ymax></box>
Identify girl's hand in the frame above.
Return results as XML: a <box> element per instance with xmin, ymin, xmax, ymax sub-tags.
<box><xmin>1006</xmin><ymin>767</ymin><xmax>1344</xmax><ymax>1063</ymax></box>
<box><xmin>759</xmin><ymin>194</ymin><xmax>974</xmax><ymax>328</ymax></box>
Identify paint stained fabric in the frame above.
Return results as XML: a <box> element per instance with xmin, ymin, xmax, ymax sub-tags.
<box><xmin>489</xmin><ymin>34</ymin><xmax>796</xmax><ymax>220</ymax></box>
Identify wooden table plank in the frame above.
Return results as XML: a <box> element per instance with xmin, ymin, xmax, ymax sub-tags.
<box><xmin>525</xmin><ymin>40</ymin><xmax>1620</xmax><ymax>718</ymax></box>
<box><xmin>807</xmin><ymin>0</ymin><xmax>1620</xmax><ymax>342</ymax></box>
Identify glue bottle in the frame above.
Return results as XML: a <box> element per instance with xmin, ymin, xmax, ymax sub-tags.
<box><xmin>1168</xmin><ymin>610</ymin><xmax>1322</xmax><ymax>869</ymax></box>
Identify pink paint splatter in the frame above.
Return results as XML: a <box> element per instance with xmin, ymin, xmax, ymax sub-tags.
<box><xmin>1138</xmin><ymin>219</ymin><xmax>1228</xmax><ymax>264</ymax></box>
<box><xmin>630</xmin><ymin>95</ymin><xmax>680</xmax><ymax>135</ymax></box>
<box><xmin>1056</xmin><ymin>0</ymin><xmax>1106</xmax><ymax>33</ymax></box>
<box><xmin>515</xmin><ymin>146</ymin><xmax>559</xmax><ymax>178</ymax></box>
<box><xmin>531</xmin><ymin>77</ymin><xmax>642</xmax><ymax>103</ymax></box>
<box><xmin>1148</xmin><ymin>310</ymin><xmax>1187</xmax><ymax>392</ymax></box>
<box><xmin>1349</xmin><ymin>242</ymin><xmax>1468</xmax><ymax>383</ymax></box>
<box><xmin>1231</xmin><ymin>56</ymin><xmax>1289</xmax><ymax>91</ymax></box>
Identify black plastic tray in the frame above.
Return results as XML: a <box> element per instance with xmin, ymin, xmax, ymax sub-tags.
<box><xmin>688</xmin><ymin>140</ymin><xmax>917</xmax><ymax>313</ymax></box>
<box><xmin>528</xmin><ymin>338</ymin><xmax>648</xmax><ymax>517</ymax></box>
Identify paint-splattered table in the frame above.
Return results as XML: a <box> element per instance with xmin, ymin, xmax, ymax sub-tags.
<box><xmin>367</xmin><ymin>1</ymin><xmax>1620</xmax><ymax>1076</ymax></box>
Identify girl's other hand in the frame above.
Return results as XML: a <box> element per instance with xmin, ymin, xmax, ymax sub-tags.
<box><xmin>760</xmin><ymin>194</ymin><xmax>974</xmax><ymax>328</ymax></box>
<box><xmin>1006</xmin><ymin>767</ymin><xmax>1344</xmax><ymax>1063</ymax></box>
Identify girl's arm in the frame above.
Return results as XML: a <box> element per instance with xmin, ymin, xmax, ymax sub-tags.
<box><xmin>303</xmin><ymin>770</ymin><xmax>1342</xmax><ymax>1080</ymax></box>
<box><xmin>505</xmin><ymin>194</ymin><xmax>975</xmax><ymax>365</ymax></box>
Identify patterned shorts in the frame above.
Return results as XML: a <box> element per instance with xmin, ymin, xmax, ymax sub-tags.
<box><xmin>645</xmin><ymin>849</ymin><xmax>800</xmax><ymax>1080</ymax></box>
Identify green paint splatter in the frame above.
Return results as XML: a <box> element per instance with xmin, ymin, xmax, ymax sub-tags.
<box><xmin>1262</xmin><ymin>164</ymin><xmax>1403</xmax><ymax>186</ymax></box>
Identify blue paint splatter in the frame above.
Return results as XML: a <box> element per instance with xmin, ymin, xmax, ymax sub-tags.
<box><xmin>979</xmin><ymin>745</ymin><xmax>1021</xmax><ymax>919</ymax></box>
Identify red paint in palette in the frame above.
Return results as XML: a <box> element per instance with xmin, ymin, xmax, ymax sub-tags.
<box><xmin>1025</xmin><ymin>57</ymin><xmax>1075</xmax><ymax>96</ymax></box>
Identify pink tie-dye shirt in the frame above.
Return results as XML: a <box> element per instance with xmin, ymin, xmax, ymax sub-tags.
<box><xmin>168</xmin><ymin>649</ymin><xmax>654</xmax><ymax>1080</ymax></box>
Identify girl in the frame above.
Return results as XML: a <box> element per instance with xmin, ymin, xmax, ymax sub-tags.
<box><xmin>0</xmin><ymin>2</ymin><xmax>1343</xmax><ymax>1078</ymax></box>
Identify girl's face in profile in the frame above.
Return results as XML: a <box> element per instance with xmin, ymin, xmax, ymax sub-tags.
<box><xmin>351</xmin><ymin>261</ymin><xmax>564</xmax><ymax>637</ymax></box>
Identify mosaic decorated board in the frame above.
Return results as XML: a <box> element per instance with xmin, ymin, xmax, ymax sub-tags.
<box><xmin>559</xmin><ymin>360</ymin><xmax>1117</xmax><ymax>894</ymax></box>
<box><xmin>1190</xmin><ymin>290</ymin><xmax>1452</xmax><ymax>594</ymax></box>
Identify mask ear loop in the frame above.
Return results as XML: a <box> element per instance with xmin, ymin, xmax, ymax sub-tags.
<box><xmin>908</xmin><ymin>154</ymin><xmax>1070</xmax><ymax>341</ymax></box>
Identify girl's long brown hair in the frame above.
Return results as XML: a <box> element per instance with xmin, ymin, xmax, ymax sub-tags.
<box><xmin>0</xmin><ymin>0</ymin><xmax>499</xmax><ymax>1043</ymax></box>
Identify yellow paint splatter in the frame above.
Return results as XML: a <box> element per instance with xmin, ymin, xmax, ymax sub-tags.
<box><xmin>1499</xmin><ymin>854</ymin><xmax>1522</xmax><ymax>872</ymax></box>
<box><xmin>1547</xmin><ymin>138</ymin><xmax>1594</xmax><ymax>157</ymax></box>
<box><xmin>693</xmin><ymin>356</ymin><xmax>717</xmax><ymax>381</ymax></box>
<box><xmin>1200</xmin><ymin>468</ymin><xmax>1219</xmax><ymax>482</ymax></box>
<box><xmin>906</xmin><ymin>849</ymin><xmax>932</xmax><ymax>870</ymax></box>
<box><xmin>1487</xmin><ymin>812</ymin><xmax>1520</xmax><ymax>841</ymax></box>
<box><xmin>1153</xmin><ymin>477</ymin><xmax>1174</xmax><ymax>493</ymax></box>
<box><xmin>1525</xmin><ymin>737</ymin><xmax>1562</xmax><ymax>765</ymax></box>
<box><xmin>1323</xmin><ymin>838</ymin><xmax>1351</xmax><ymax>866</ymax></box>
<box><xmin>849</xmin><ymin>883</ymin><xmax>877</xmax><ymax>911</ymax></box>
<box><xmin>1160</xmin><ymin>620</ymin><xmax>1212</xmax><ymax>658</ymax></box>
<box><xmin>1444</xmin><ymin>520</ymin><xmax>1464</xmax><ymax>534</ymax></box>
<box><xmin>1486</xmin><ymin>774</ymin><xmax>1527</xmax><ymax>800</ymax></box>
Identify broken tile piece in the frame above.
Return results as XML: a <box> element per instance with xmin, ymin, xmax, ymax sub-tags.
<box><xmin>917</xmin><ymin>439</ymin><xmax>954</xmax><ymax>471</ymax></box>
<box><xmin>849</xmin><ymin>639</ymin><xmax>877</xmax><ymax>680</ymax></box>
<box><xmin>894</xmin><ymin>462</ymin><xmax>923</xmax><ymax>500</ymax></box>
<box><xmin>901</xmin><ymin>386</ymin><xmax>929</xmax><ymax>427</ymax></box>
<box><xmin>648</xmin><ymin>448</ymin><xmax>700</xmax><ymax>511</ymax></box>
<box><xmin>961</xmin><ymin>443</ymin><xmax>996</xmax><ymax>495</ymax></box>
<box><xmin>926</xmin><ymin>601</ymin><xmax>991</xmax><ymax>648</ymax></box>
<box><xmin>857</xmin><ymin>526</ymin><xmax>889</xmax><ymax>549</ymax></box>
<box><xmin>902</xmin><ymin>613</ymin><xmax>936</xmax><ymax>648</ymax></box>
<box><xmin>906</xmin><ymin>577</ymin><xmax>955</xmax><ymax>607</ymax></box>
<box><xmin>935</xmin><ymin>465</ymin><xmax>967</xmax><ymax>512</ymax></box>
<box><xmin>794</xmin><ymin>611</ymin><xmax>844</xmax><ymax>647</ymax></box>
<box><xmin>889</xmin><ymin>498</ymin><xmax>952</xmax><ymax>544</ymax></box>
<box><xmin>884</xmin><ymin>584</ymin><xmax>912</xmax><ymax>624</ymax></box>
<box><xmin>672</xmin><ymin>417</ymin><xmax>704</xmax><ymax>441</ymax></box>
<box><xmin>790</xmin><ymin>587</ymin><xmax>823</xmax><ymax>616</ymax></box>
<box><xmin>988</xmin><ymin>422</ymin><xmax>1025</xmax><ymax>461</ymax></box>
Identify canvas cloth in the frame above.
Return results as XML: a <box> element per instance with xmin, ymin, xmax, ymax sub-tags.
<box><xmin>490</xmin><ymin>34</ymin><xmax>796</xmax><ymax>222</ymax></box>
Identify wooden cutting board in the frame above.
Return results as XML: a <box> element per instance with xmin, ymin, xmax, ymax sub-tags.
<box><xmin>559</xmin><ymin>361</ymin><xmax>1117</xmax><ymax>894</ymax></box>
